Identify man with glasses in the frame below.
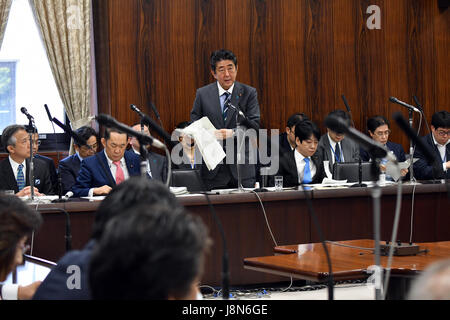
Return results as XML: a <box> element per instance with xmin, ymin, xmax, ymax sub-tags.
<box><xmin>318</xmin><ymin>109</ymin><xmax>360</xmax><ymax>172</ymax></box>
<box><xmin>414</xmin><ymin>110</ymin><xmax>450</xmax><ymax>180</ymax></box>
<box><xmin>0</xmin><ymin>125</ymin><xmax>54</xmax><ymax>196</ymax></box>
<box><xmin>71</xmin><ymin>128</ymin><xmax>141</xmax><ymax>197</ymax></box>
<box><xmin>58</xmin><ymin>126</ymin><xmax>98</xmax><ymax>194</ymax></box>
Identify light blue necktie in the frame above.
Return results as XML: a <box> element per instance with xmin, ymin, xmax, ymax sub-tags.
<box><xmin>17</xmin><ymin>164</ymin><xmax>25</xmax><ymax>191</ymax></box>
<box><xmin>303</xmin><ymin>158</ymin><xmax>312</xmax><ymax>184</ymax></box>
<box><xmin>222</xmin><ymin>92</ymin><xmax>231</xmax><ymax>122</ymax></box>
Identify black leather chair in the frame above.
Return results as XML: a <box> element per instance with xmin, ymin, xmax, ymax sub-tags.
<box><xmin>171</xmin><ymin>169</ymin><xmax>204</xmax><ymax>192</ymax></box>
<box><xmin>332</xmin><ymin>162</ymin><xmax>378</xmax><ymax>182</ymax></box>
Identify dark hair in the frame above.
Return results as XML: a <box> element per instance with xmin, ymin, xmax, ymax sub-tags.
<box><xmin>210</xmin><ymin>49</ymin><xmax>238</xmax><ymax>73</ymax></box>
<box><xmin>325</xmin><ymin>110</ymin><xmax>351</xmax><ymax>133</ymax></box>
<box><xmin>0</xmin><ymin>194</ymin><xmax>42</xmax><ymax>280</ymax></box>
<box><xmin>1</xmin><ymin>125</ymin><xmax>27</xmax><ymax>154</ymax></box>
<box><xmin>367</xmin><ymin>115</ymin><xmax>390</xmax><ymax>133</ymax></box>
<box><xmin>103</xmin><ymin>127</ymin><xmax>128</xmax><ymax>140</ymax></box>
<box><xmin>287</xmin><ymin>113</ymin><xmax>309</xmax><ymax>128</ymax></box>
<box><xmin>24</xmin><ymin>125</ymin><xmax>38</xmax><ymax>134</ymax></box>
<box><xmin>295</xmin><ymin>120</ymin><xmax>320</xmax><ymax>143</ymax></box>
<box><xmin>89</xmin><ymin>203</ymin><xmax>210</xmax><ymax>300</ymax></box>
<box><xmin>74</xmin><ymin>126</ymin><xmax>98</xmax><ymax>147</ymax></box>
<box><xmin>91</xmin><ymin>177</ymin><xmax>180</xmax><ymax>240</ymax></box>
<box><xmin>431</xmin><ymin>111</ymin><xmax>450</xmax><ymax>129</ymax></box>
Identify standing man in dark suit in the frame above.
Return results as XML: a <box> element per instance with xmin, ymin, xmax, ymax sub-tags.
<box><xmin>71</xmin><ymin>128</ymin><xmax>141</xmax><ymax>197</ymax></box>
<box><xmin>129</xmin><ymin>123</ymin><xmax>168</xmax><ymax>183</ymax></box>
<box><xmin>318</xmin><ymin>110</ymin><xmax>360</xmax><ymax>172</ymax></box>
<box><xmin>58</xmin><ymin>126</ymin><xmax>98</xmax><ymax>194</ymax></box>
<box><xmin>0</xmin><ymin>125</ymin><xmax>54</xmax><ymax>196</ymax></box>
<box><xmin>413</xmin><ymin>110</ymin><xmax>450</xmax><ymax>180</ymax></box>
<box><xmin>275</xmin><ymin>120</ymin><xmax>325</xmax><ymax>187</ymax></box>
<box><xmin>190</xmin><ymin>49</ymin><xmax>260</xmax><ymax>190</ymax></box>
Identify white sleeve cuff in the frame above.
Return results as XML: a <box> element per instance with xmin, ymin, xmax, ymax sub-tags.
<box><xmin>88</xmin><ymin>188</ymin><xmax>94</xmax><ymax>197</ymax></box>
<box><xmin>1</xmin><ymin>284</ymin><xmax>19</xmax><ymax>300</ymax></box>
<box><xmin>444</xmin><ymin>163</ymin><xmax>447</xmax><ymax>172</ymax></box>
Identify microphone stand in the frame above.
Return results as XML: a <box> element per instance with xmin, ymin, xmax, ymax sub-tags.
<box><xmin>27</xmin><ymin>119</ymin><xmax>36</xmax><ymax>201</ymax></box>
<box><xmin>229</xmin><ymin>103</ymin><xmax>248</xmax><ymax>193</ymax></box>
<box><xmin>351</xmin><ymin>157</ymin><xmax>367</xmax><ymax>187</ymax></box>
<box><xmin>408</xmin><ymin>109</ymin><xmax>415</xmax><ymax>184</ymax></box>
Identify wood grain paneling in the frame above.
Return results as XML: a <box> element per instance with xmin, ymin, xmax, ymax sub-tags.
<box><xmin>93</xmin><ymin>0</ymin><xmax>449</xmax><ymax>151</ymax></box>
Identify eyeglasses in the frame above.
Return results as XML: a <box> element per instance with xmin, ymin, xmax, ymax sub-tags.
<box><xmin>374</xmin><ymin>130</ymin><xmax>391</xmax><ymax>137</ymax></box>
<box><xmin>436</xmin><ymin>130</ymin><xmax>450</xmax><ymax>137</ymax></box>
<box><xmin>32</xmin><ymin>140</ymin><xmax>41</xmax><ymax>146</ymax></box>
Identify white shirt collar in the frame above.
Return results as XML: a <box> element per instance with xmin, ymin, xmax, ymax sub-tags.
<box><xmin>217</xmin><ymin>82</ymin><xmax>234</xmax><ymax>97</ymax></box>
<box><xmin>9</xmin><ymin>156</ymin><xmax>26</xmax><ymax>174</ymax></box>
<box><xmin>432</xmin><ymin>133</ymin><xmax>449</xmax><ymax>148</ymax></box>
<box><xmin>104</xmin><ymin>150</ymin><xmax>126</xmax><ymax>168</ymax></box>
<box><xmin>327</xmin><ymin>132</ymin><xmax>338</xmax><ymax>149</ymax></box>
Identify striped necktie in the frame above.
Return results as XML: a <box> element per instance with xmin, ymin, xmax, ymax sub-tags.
<box><xmin>222</xmin><ymin>92</ymin><xmax>231</xmax><ymax>122</ymax></box>
<box><xmin>17</xmin><ymin>164</ymin><xmax>26</xmax><ymax>191</ymax></box>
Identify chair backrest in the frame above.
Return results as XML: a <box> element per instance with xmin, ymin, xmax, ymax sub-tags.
<box><xmin>332</xmin><ymin>162</ymin><xmax>378</xmax><ymax>182</ymax></box>
<box><xmin>171</xmin><ymin>169</ymin><xmax>204</xmax><ymax>192</ymax></box>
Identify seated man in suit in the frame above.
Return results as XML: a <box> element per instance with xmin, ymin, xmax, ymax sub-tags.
<box><xmin>129</xmin><ymin>123</ymin><xmax>167</xmax><ymax>182</ymax></box>
<box><xmin>58</xmin><ymin>126</ymin><xmax>98</xmax><ymax>194</ymax></box>
<box><xmin>71</xmin><ymin>128</ymin><xmax>141</xmax><ymax>197</ymax></box>
<box><xmin>361</xmin><ymin>115</ymin><xmax>408</xmax><ymax>179</ymax></box>
<box><xmin>26</xmin><ymin>125</ymin><xmax>58</xmax><ymax>191</ymax></box>
<box><xmin>279</xmin><ymin>113</ymin><xmax>309</xmax><ymax>156</ymax></box>
<box><xmin>275</xmin><ymin>120</ymin><xmax>325</xmax><ymax>187</ymax></box>
<box><xmin>0</xmin><ymin>125</ymin><xmax>54</xmax><ymax>196</ymax></box>
<box><xmin>413</xmin><ymin>110</ymin><xmax>450</xmax><ymax>180</ymax></box>
<box><xmin>33</xmin><ymin>177</ymin><xmax>181</xmax><ymax>300</ymax></box>
<box><xmin>318</xmin><ymin>109</ymin><xmax>360</xmax><ymax>172</ymax></box>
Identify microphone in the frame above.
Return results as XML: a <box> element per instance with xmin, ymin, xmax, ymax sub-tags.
<box><xmin>341</xmin><ymin>95</ymin><xmax>356</xmax><ymax>127</ymax></box>
<box><xmin>325</xmin><ymin>114</ymin><xmax>391</xmax><ymax>160</ymax></box>
<box><xmin>44</xmin><ymin>104</ymin><xmax>53</xmax><ymax>123</ymax></box>
<box><xmin>225</xmin><ymin>101</ymin><xmax>260</xmax><ymax>131</ymax></box>
<box><xmin>412</xmin><ymin>96</ymin><xmax>423</xmax><ymax>112</ymax></box>
<box><xmin>389</xmin><ymin>97</ymin><xmax>421</xmax><ymax>113</ymax></box>
<box><xmin>140</xmin><ymin>113</ymin><xmax>176</xmax><ymax>147</ymax></box>
<box><xmin>20</xmin><ymin>107</ymin><xmax>35</xmax><ymax>121</ymax></box>
<box><xmin>392</xmin><ymin>112</ymin><xmax>436</xmax><ymax>164</ymax></box>
<box><xmin>149</xmin><ymin>102</ymin><xmax>161</xmax><ymax>120</ymax></box>
<box><xmin>130</xmin><ymin>104</ymin><xmax>145</xmax><ymax>118</ymax></box>
<box><xmin>96</xmin><ymin>114</ymin><xmax>165</xmax><ymax>149</ymax></box>
<box><xmin>51</xmin><ymin>117</ymin><xmax>88</xmax><ymax>147</ymax></box>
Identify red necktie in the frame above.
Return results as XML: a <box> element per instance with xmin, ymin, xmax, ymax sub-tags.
<box><xmin>113</xmin><ymin>161</ymin><xmax>124</xmax><ymax>184</ymax></box>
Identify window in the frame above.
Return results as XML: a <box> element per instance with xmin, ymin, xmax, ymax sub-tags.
<box><xmin>0</xmin><ymin>0</ymin><xmax>65</xmax><ymax>134</ymax></box>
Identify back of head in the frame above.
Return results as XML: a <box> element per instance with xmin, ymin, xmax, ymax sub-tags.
<box><xmin>295</xmin><ymin>120</ymin><xmax>320</xmax><ymax>143</ymax></box>
<box><xmin>325</xmin><ymin>110</ymin><xmax>351</xmax><ymax>133</ymax></box>
<box><xmin>91</xmin><ymin>176</ymin><xmax>179</xmax><ymax>240</ymax></box>
<box><xmin>1</xmin><ymin>124</ymin><xmax>26</xmax><ymax>154</ymax></box>
<box><xmin>367</xmin><ymin>115</ymin><xmax>390</xmax><ymax>133</ymax></box>
<box><xmin>287</xmin><ymin>113</ymin><xmax>309</xmax><ymax>129</ymax></box>
<box><xmin>89</xmin><ymin>203</ymin><xmax>210</xmax><ymax>300</ymax></box>
<box><xmin>431</xmin><ymin>110</ymin><xmax>450</xmax><ymax>129</ymax></box>
<box><xmin>176</xmin><ymin>121</ymin><xmax>192</xmax><ymax>130</ymax></box>
<box><xmin>210</xmin><ymin>49</ymin><xmax>237</xmax><ymax>72</ymax></box>
<box><xmin>0</xmin><ymin>194</ymin><xmax>42</xmax><ymax>280</ymax></box>
<box><xmin>408</xmin><ymin>258</ymin><xmax>450</xmax><ymax>300</ymax></box>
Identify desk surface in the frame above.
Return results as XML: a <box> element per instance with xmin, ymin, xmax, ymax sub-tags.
<box><xmin>244</xmin><ymin>239</ymin><xmax>450</xmax><ymax>282</ymax></box>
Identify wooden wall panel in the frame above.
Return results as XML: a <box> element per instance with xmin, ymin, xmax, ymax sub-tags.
<box><xmin>93</xmin><ymin>0</ymin><xmax>450</xmax><ymax>151</ymax></box>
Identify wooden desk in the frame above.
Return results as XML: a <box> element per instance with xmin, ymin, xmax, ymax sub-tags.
<box><xmin>31</xmin><ymin>183</ymin><xmax>449</xmax><ymax>286</ymax></box>
<box><xmin>244</xmin><ymin>239</ymin><xmax>450</xmax><ymax>282</ymax></box>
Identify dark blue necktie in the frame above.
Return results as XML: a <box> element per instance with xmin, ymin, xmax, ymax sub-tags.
<box><xmin>335</xmin><ymin>143</ymin><xmax>341</xmax><ymax>163</ymax></box>
<box><xmin>17</xmin><ymin>164</ymin><xmax>25</xmax><ymax>191</ymax></box>
<box><xmin>222</xmin><ymin>92</ymin><xmax>231</xmax><ymax>122</ymax></box>
<box><xmin>303</xmin><ymin>158</ymin><xmax>312</xmax><ymax>184</ymax></box>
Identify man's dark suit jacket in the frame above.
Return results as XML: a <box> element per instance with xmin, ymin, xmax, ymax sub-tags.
<box><xmin>318</xmin><ymin>134</ymin><xmax>360</xmax><ymax>172</ymax></box>
<box><xmin>58</xmin><ymin>154</ymin><xmax>82</xmax><ymax>194</ymax></box>
<box><xmin>142</xmin><ymin>150</ymin><xmax>168</xmax><ymax>183</ymax></box>
<box><xmin>278</xmin><ymin>132</ymin><xmax>294</xmax><ymax>156</ymax></box>
<box><xmin>190</xmin><ymin>81</ymin><xmax>260</xmax><ymax>189</ymax></box>
<box><xmin>34</xmin><ymin>154</ymin><xmax>58</xmax><ymax>191</ymax></box>
<box><xmin>274</xmin><ymin>149</ymin><xmax>325</xmax><ymax>187</ymax></box>
<box><xmin>0</xmin><ymin>157</ymin><xmax>54</xmax><ymax>194</ymax></box>
<box><xmin>71</xmin><ymin>151</ymin><xmax>141</xmax><ymax>197</ymax></box>
<box><xmin>413</xmin><ymin>134</ymin><xmax>450</xmax><ymax>180</ymax></box>
<box><xmin>360</xmin><ymin>141</ymin><xmax>406</xmax><ymax>162</ymax></box>
<box><xmin>33</xmin><ymin>240</ymin><xmax>95</xmax><ymax>300</ymax></box>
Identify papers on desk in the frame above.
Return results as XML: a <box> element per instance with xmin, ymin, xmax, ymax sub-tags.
<box><xmin>386</xmin><ymin>158</ymin><xmax>418</xmax><ymax>182</ymax></box>
<box><xmin>170</xmin><ymin>186</ymin><xmax>188</xmax><ymax>195</ymax></box>
<box><xmin>81</xmin><ymin>196</ymin><xmax>106</xmax><ymax>201</ymax></box>
<box><xmin>179</xmin><ymin>117</ymin><xmax>226</xmax><ymax>171</ymax></box>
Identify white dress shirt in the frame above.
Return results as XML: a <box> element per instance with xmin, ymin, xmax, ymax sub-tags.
<box><xmin>432</xmin><ymin>134</ymin><xmax>449</xmax><ymax>171</ymax></box>
<box><xmin>8</xmin><ymin>156</ymin><xmax>26</xmax><ymax>182</ymax></box>
<box><xmin>294</xmin><ymin>149</ymin><xmax>316</xmax><ymax>184</ymax></box>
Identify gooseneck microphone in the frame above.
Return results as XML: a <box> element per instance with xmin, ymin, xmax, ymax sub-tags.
<box><xmin>225</xmin><ymin>101</ymin><xmax>260</xmax><ymax>131</ymax></box>
<box><xmin>389</xmin><ymin>97</ymin><xmax>421</xmax><ymax>113</ymax></box>
<box><xmin>96</xmin><ymin>114</ymin><xmax>165</xmax><ymax>149</ymax></box>
<box><xmin>130</xmin><ymin>104</ymin><xmax>145</xmax><ymax>118</ymax></box>
<box><xmin>341</xmin><ymin>94</ymin><xmax>356</xmax><ymax>128</ymax></box>
<box><xmin>21</xmin><ymin>107</ymin><xmax>35</xmax><ymax>121</ymax></box>
<box><xmin>325</xmin><ymin>114</ymin><xmax>392</xmax><ymax>160</ymax></box>
<box><xmin>149</xmin><ymin>102</ymin><xmax>161</xmax><ymax>120</ymax></box>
